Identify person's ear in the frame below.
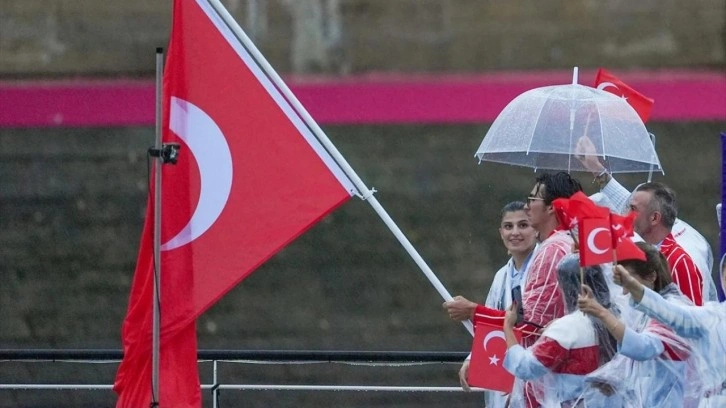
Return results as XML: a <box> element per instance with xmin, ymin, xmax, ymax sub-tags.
<box><xmin>651</xmin><ymin>211</ymin><xmax>661</xmax><ymax>225</ymax></box>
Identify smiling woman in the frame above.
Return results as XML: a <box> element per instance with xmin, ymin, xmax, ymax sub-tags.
<box><xmin>442</xmin><ymin>200</ymin><xmax>537</xmax><ymax>407</ymax></box>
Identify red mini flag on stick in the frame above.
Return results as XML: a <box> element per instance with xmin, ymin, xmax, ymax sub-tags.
<box><xmin>615</xmin><ymin>238</ymin><xmax>647</xmax><ymax>262</ymax></box>
<box><xmin>595</xmin><ymin>68</ymin><xmax>655</xmax><ymax>123</ymax></box>
<box><xmin>610</xmin><ymin>212</ymin><xmax>636</xmax><ymax>247</ymax></box>
<box><xmin>552</xmin><ymin>198</ymin><xmax>576</xmax><ymax>231</ymax></box>
<box><xmin>578</xmin><ymin>217</ymin><xmax>613</xmax><ymax>266</ymax></box>
<box><xmin>568</xmin><ymin>191</ymin><xmax>610</xmax><ymax>221</ymax></box>
<box><xmin>114</xmin><ymin>0</ymin><xmax>356</xmax><ymax>406</ymax></box>
<box><xmin>469</xmin><ymin>322</ymin><xmax>522</xmax><ymax>393</ymax></box>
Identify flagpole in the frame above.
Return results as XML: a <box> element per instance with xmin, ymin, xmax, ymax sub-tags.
<box><xmin>151</xmin><ymin>47</ymin><xmax>164</xmax><ymax>407</ymax></box>
<box><xmin>205</xmin><ymin>0</ymin><xmax>473</xmax><ymax>336</ymax></box>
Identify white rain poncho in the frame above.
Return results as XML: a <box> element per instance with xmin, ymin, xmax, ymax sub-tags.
<box><xmin>582</xmin><ymin>283</ymin><xmax>702</xmax><ymax>407</ymax></box>
<box><xmin>505</xmin><ymin>254</ymin><xmax>619</xmax><ymax>407</ymax></box>
<box><xmin>630</xmin><ymin>286</ymin><xmax>726</xmax><ymax>406</ymax></box>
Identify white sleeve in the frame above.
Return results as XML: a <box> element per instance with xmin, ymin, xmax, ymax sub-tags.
<box><xmin>619</xmin><ymin>327</ymin><xmax>664</xmax><ymax>361</ymax></box>
<box><xmin>485</xmin><ymin>264</ymin><xmax>509</xmax><ymax>309</ymax></box>
<box><xmin>634</xmin><ymin>287</ymin><xmax>715</xmax><ymax>339</ymax></box>
<box><xmin>503</xmin><ymin>344</ymin><xmax>549</xmax><ymax>380</ymax></box>
<box><xmin>600</xmin><ymin>177</ymin><xmax>632</xmax><ymax>215</ymax></box>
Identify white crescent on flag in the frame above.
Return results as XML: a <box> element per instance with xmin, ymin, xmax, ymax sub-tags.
<box><xmin>587</xmin><ymin>227</ymin><xmax>610</xmax><ymax>255</ymax></box>
<box><xmin>596</xmin><ymin>81</ymin><xmax>619</xmax><ymax>92</ymax></box>
<box><xmin>162</xmin><ymin>96</ymin><xmax>233</xmax><ymax>251</ymax></box>
<box><xmin>483</xmin><ymin>330</ymin><xmax>506</xmax><ymax>351</ymax></box>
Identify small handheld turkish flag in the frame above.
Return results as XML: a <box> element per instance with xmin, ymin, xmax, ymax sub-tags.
<box><xmin>469</xmin><ymin>322</ymin><xmax>521</xmax><ymax>393</ymax></box>
<box><xmin>610</xmin><ymin>212</ymin><xmax>636</xmax><ymax>247</ymax></box>
<box><xmin>578</xmin><ymin>217</ymin><xmax>613</xmax><ymax>266</ymax></box>
<box><xmin>568</xmin><ymin>191</ymin><xmax>610</xmax><ymax>220</ymax></box>
<box><xmin>594</xmin><ymin>68</ymin><xmax>654</xmax><ymax>123</ymax></box>
<box><xmin>552</xmin><ymin>198</ymin><xmax>575</xmax><ymax>231</ymax></box>
<box><xmin>615</xmin><ymin>237</ymin><xmax>647</xmax><ymax>262</ymax></box>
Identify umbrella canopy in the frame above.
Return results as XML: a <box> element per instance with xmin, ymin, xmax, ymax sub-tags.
<box><xmin>475</xmin><ymin>84</ymin><xmax>662</xmax><ymax>174</ymax></box>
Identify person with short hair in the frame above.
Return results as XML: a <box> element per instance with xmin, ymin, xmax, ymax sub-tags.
<box><xmin>518</xmin><ymin>172</ymin><xmax>583</xmax><ymax>337</ymax></box>
<box><xmin>628</xmin><ymin>182</ymin><xmax>704</xmax><ymax>305</ymax></box>
<box><xmin>576</xmin><ymin>135</ymin><xmax>715</xmax><ymax>304</ymax></box>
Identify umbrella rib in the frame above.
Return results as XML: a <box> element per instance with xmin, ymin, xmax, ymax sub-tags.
<box><xmin>525</xmin><ymin>94</ymin><xmax>551</xmax><ymax>170</ymax></box>
<box><xmin>597</xmin><ymin>104</ymin><xmax>606</xmax><ymax>171</ymax></box>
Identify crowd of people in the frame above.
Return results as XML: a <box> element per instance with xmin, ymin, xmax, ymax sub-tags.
<box><xmin>442</xmin><ymin>162</ymin><xmax>725</xmax><ymax>407</ymax></box>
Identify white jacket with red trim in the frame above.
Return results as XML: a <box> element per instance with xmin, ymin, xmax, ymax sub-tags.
<box><xmin>504</xmin><ymin>311</ymin><xmax>601</xmax><ymax>407</ymax></box>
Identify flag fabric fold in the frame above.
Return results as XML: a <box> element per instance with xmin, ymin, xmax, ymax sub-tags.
<box><xmin>594</xmin><ymin>68</ymin><xmax>655</xmax><ymax>123</ymax></box>
<box><xmin>115</xmin><ymin>0</ymin><xmax>356</xmax><ymax>406</ymax></box>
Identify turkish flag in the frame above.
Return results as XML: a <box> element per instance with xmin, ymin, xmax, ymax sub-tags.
<box><xmin>469</xmin><ymin>322</ymin><xmax>522</xmax><ymax>393</ymax></box>
<box><xmin>114</xmin><ymin>0</ymin><xmax>355</xmax><ymax>406</ymax></box>
<box><xmin>610</xmin><ymin>212</ymin><xmax>636</xmax><ymax>247</ymax></box>
<box><xmin>594</xmin><ymin>68</ymin><xmax>655</xmax><ymax>123</ymax></box>
<box><xmin>615</xmin><ymin>237</ymin><xmax>647</xmax><ymax>262</ymax></box>
<box><xmin>568</xmin><ymin>191</ymin><xmax>610</xmax><ymax>221</ymax></box>
<box><xmin>578</xmin><ymin>217</ymin><xmax>613</xmax><ymax>266</ymax></box>
<box><xmin>552</xmin><ymin>198</ymin><xmax>576</xmax><ymax>231</ymax></box>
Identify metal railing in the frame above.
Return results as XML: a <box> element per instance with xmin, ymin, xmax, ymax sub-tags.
<box><xmin>0</xmin><ymin>349</ymin><xmax>483</xmax><ymax>407</ymax></box>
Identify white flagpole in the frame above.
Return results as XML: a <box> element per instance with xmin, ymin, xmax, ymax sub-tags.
<box><xmin>206</xmin><ymin>0</ymin><xmax>473</xmax><ymax>336</ymax></box>
<box><xmin>151</xmin><ymin>47</ymin><xmax>164</xmax><ymax>406</ymax></box>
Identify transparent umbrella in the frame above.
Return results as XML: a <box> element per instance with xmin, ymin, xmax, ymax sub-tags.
<box><xmin>475</xmin><ymin>76</ymin><xmax>662</xmax><ymax>174</ymax></box>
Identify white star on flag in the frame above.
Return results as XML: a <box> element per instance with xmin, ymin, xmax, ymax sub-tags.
<box><xmin>489</xmin><ymin>354</ymin><xmax>500</xmax><ymax>366</ymax></box>
<box><xmin>569</xmin><ymin>216</ymin><xmax>579</xmax><ymax>229</ymax></box>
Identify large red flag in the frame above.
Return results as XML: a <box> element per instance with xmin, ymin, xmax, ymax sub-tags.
<box><xmin>115</xmin><ymin>0</ymin><xmax>356</xmax><ymax>406</ymax></box>
<box><xmin>594</xmin><ymin>68</ymin><xmax>654</xmax><ymax>123</ymax></box>
<box><xmin>469</xmin><ymin>322</ymin><xmax>522</xmax><ymax>393</ymax></box>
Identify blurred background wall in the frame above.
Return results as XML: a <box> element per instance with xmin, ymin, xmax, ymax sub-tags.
<box><xmin>2</xmin><ymin>0</ymin><xmax>724</xmax><ymax>75</ymax></box>
<box><xmin>0</xmin><ymin>1</ymin><xmax>724</xmax><ymax>407</ymax></box>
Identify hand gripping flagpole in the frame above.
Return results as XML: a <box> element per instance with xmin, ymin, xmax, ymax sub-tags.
<box><xmin>206</xmin><ymin>0</ymin><xmax>473</xmax><ymax>337</ymax></box>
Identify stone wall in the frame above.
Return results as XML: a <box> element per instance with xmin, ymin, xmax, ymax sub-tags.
<box><xmin>0</xmin><ymin>122</ymin><xmax>724</xmax><ymax>407</ymax></box>
<box><xmin>0</xmin><ymin>0</ymin><xmax>724</xmax><ymax>406</ymax></box>
<box><xmin>1</xmin><ymin>0</ymin><xmax>724</xmax><ymax>76</ymax></box>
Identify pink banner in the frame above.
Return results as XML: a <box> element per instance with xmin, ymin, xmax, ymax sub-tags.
<box><xmin>1</xmin><ymin>70</ymin><xmax>724</xmax><ymax>128</ymax></box>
